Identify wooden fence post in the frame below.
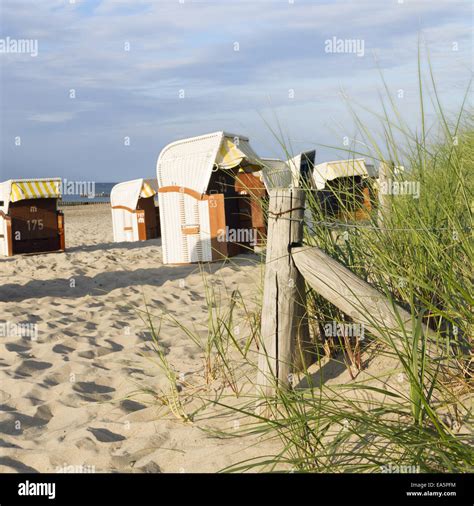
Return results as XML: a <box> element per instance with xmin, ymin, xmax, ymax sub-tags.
<box><xmin>256</xmin><ymin>189</ymin><xmax>311</xmax><ymax>415</ymax></box>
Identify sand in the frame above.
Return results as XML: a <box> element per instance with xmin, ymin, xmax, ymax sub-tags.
<box><xmin>0</xmin><ymin>204</ymin><xmax>281</xmax><ymax>473</ymax></box>
<box><xmin>0</xmin><ymin>204</ymin><xmax>431</xmax><ymax>474</ymax></box>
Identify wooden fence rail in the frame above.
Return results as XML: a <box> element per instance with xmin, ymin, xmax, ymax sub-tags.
<box><xmin>291</xmin><ymin>246</ymin><xmax>415</xmax><ymax>342</ymax></box>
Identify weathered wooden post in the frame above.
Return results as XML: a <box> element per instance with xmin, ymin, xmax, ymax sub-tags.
<box><xmin>256</xmin><ymin>188</ymin><xmax>311</xmax><ymax>415</ymax></box>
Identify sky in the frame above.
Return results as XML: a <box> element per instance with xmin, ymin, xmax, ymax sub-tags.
<box><xmin>0</xmin><ymin>0</ymin><xmax>472</xmax><ymax>182</ymax></box>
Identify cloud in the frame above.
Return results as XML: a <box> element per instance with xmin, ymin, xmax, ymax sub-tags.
<box><xmin>28</xmin><ymin>112</ymin><xmax>76</xmax><ymax>123</ymax></box>
<box><xmin>0</xmin><ymin>0</ymin><xmax>471</xmax><ymax>181</ymax></box>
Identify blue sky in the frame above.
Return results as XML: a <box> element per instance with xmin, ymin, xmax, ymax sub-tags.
<box><xmin>0</xmin><ymin>0</ymin><xmax>472</xmax><ymax>182</ymax></box>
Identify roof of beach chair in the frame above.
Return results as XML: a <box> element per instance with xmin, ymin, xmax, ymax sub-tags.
<box><xmin>0</xmin><ymin>178</ymin><xmax>62</xmax><ymax>213</ymax></box>
<box><xmin>110</xmin><ymin>178</ymin><xmax>158</xmax><ymax>211</ymax></box>
<box><xmin>259</xmin><ymin>158</ymin><xmax>293</xmax><ymax>190</ymax></box>
<box><xmin>260</xmin><ymin>150</ymin><xmax>316</xmax><ymax>190</ymax></box>
<box><xmin>156</xmin><ymin>131</ymin><xmax>263</xmax><ymax>195</ymax></box>
<box><xmin>312</xmin><ymin>158</ymin><xmax>371</xmax><ymax>190</ymax></box>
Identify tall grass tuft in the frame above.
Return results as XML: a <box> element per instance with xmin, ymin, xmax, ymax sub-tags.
<box><xmin>223</xmin><ymin>59</ymin><xmax>473</xmax><ymax>472</ymax></box>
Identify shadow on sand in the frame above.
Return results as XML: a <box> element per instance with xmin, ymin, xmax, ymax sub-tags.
<box><xmin>0</xmin><ymin>251</ymin><xmax>260</xmax><ymax>302</ymax></box>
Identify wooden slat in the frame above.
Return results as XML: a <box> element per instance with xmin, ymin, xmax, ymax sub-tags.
<box><xmin>206</xmin><ymin>193</ymin><xmax>228</xmax><ymax>260</ymax></box>
<box><xmin>158</xmin><ymin>186</ymin><xmax>204</xmax><ymax>201</ymax></box>
<box><xmin>6</xmin><ymin>216</ymin><xmax>13</xmax><ymax>257</ymax></box>
<box><xmin>291</xmin><ymin>246</ymin><xmax>434</xmax><ymax>345</ymax></box>
<box><xmin>136</xmin><ymin>210</ymin><xmax>147</xmax><ymax>241</ymax></box>
<box><xmin>57</xmin><ymin>211</ymin><xmax>65</xmax><ymax>251</ymax></box>
<box><xmin>181</xmin><ymin>226</ymin><xmax>200</xmax><ymax>235</ymax></box>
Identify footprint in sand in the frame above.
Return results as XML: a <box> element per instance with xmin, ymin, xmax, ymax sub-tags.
<box><xmin>77</xmin><ymin>350</ymin><xmax>96</xmax><ymax>359</ymax></box>
<box><xmin>0</xmin><ymin>438</ymin><xmax>21</xmax><ymax>449</ymax></box>
<box><xmin>188</xmin><ymin>291</ymin><xmax>203</xmax><ymax>301</ymax></box>
<box><xmin>0</xmin><ymin>457</ymin><xmax>38</xmax><ymax>473</ymax></box>
<box><xmin>91</xmin><ymin>362</ymin><xmax>110</xmax><ymax>371</ymax></box>
<box><xmin>78</xmin><ymin>340</ymin><xmax>123</xmax><ymax>359</ymax></box>
<box><xmin>120</xmin><ymin>400</ymin><xmax>147</xmax><ymax>413</ymax></box>
<box><xmin>136</xmin><ymin>332</ymin><xmax>170</xmax><ymax>353</ymax></box>
<box><xmin>52</xmin><ymin>344</ymin><xmax>74</xmax><ymax>355</ymax></box>
<box><xmin>150</xmin><ymin>299</ymin><xmax>165</xmax><ymax>309</ymax></box>
<box><xmin>38</xmin><ymin>365</ymin><xmax>71</xmax><ymax>387</ymax></box>
<box><xmin>0</xmin><ymin>404</ymin><xmax>16</xmax><ymax>413</ymax></box>
<box><xmin>34</xmin><ymin>404</ymin><xmax>54</xmax><ymax>423</ymax></box>
<box><xmin>5</xmin><ymin>342</ymin><xmax>31</xmax><ymax>354</ymax></box>
<box><xmin>0</xmin><ymin>411</ymin><xmax>51</xmax><ymax>435</ymax></box>
<box><xmin>15</xmin><ymin>360</ymin><xmax>53</xmax><ymax>378</ymax></box>
<box><xmin>114</xmin><ymin>321</ymin><xmax>132</xmax><ymax>329</ymax></box>
<box><xmin>62</xmin><ymin>329</ymin><xmax>78</xmax><ymax>338</ymax></box>
<box><xmin>72</xmin><ymin>381</ymin><xmax>115</xmax><ymax>402</ymax></box>
<box><xmin>88</xmin><ymin>302</ymin><xmax>105</xmax><ymax>308</ymax></box>
<box><xmin>87</xmin><ymin>427</ymin><xmax>126</xmax><ymax>443</ymax></box>
<box><xmin>104</xmin><ymin>339</ymin><xmax>124</xmax><ymax>352</ymax></box>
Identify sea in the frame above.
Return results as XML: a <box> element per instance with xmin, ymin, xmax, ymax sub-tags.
<box><xmin>60</xmin><ymin>182</ymin><xmax>117</xmax><ymax>203</ymax></box>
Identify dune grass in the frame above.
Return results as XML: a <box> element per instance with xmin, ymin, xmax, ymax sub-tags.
<box><xmin>142</xmin><ymin>59</ymin><xmax>473</xmax><ymax>473</ymax></box>
<box><xmin>229</xmin><ymin>60</ymin><xmax>473</xmax><ymax>472</ymax></box>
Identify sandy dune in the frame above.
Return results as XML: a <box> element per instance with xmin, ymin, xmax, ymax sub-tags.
<box><xmin>0</xmin><ymin>204</ymin><xmax>281</xmax><ymax>473</ymax></box>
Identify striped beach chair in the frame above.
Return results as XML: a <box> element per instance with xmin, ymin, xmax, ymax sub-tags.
<box><xmin>0</xmin><ymin>178</ymin><xmax>65</xmax><ymax>256</ymax></box>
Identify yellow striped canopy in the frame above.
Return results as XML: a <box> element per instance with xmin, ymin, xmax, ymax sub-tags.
<box><xmin>10</xmin><ymin>179</ymin><xmax>61</xmax><ymax>203</ymax></box>
<box><xmin>140</xmin><ymin>181</ymin><xmax>157</xmax><ymax>198</ymax></box>
<box><xmin>216</xmin><ymin>137</ymin><xmax>262</xmax><ymax>171</ymax></box>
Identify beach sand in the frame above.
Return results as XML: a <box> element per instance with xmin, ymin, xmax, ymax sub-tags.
<box><xmin>0</xmin><ymin>204</ymin><xmax>409</xmax><ymax>474</ymax></box>
<box><xmin>0</xmin><ymin>204</ymin><xmax>282</xmax><ymax>473</ymax></box>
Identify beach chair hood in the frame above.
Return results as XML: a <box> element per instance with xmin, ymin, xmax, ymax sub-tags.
<box><xmin>156</xmin><ymin>131</ymin><xmax>263</xmax><ymax>195</ymax></box>
<box><xmin>260</xmin><ymin>158</ymin><xmax>293</xmax><ymax>190</ymax></box>
<box><xmin>260</xmin><ymin>150</ymin><xmax>316</xmax><ymax>190</ymax></box>
<box><xmin>313</xmin><ymin>158</ymin><xmax>369</xmax><ymax>190</ymax></box>
<box><xmin>215</xmin><ymin>136</ymin><xmax>262</xmax><ymax>171</ymax></box>
<box><xmin>0</xmin><ymin>178</ymin><xmax>61</xmax><ymax>214</ymax></box>
<box><xmin>110</xmin><ymin>178</ymin><xmax>158</xmax><ymax>211</ymax></box>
